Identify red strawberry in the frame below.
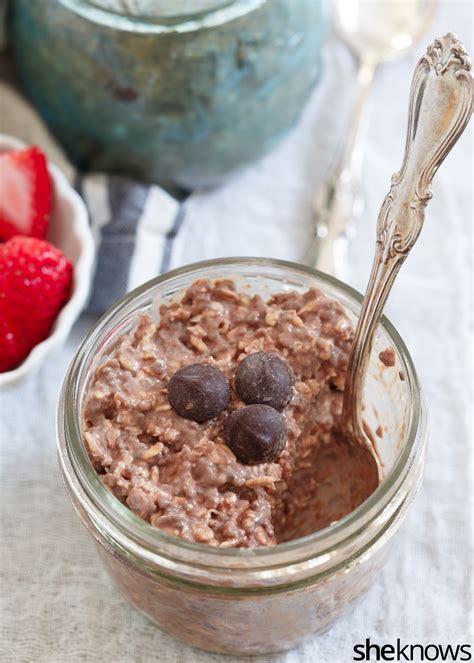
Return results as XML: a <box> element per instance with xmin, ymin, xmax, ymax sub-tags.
<box><xmin>0</xmin><ymin>316</ymin><xmax>30</xmax><ymax>373</ymax></box>
<box><xmin>0</xmin><ymin>146</ymin><xmax>52</xmax><ymax>241</ymax></box>
<box><xmin>0</xmin><ymin>236</ymin><xmax>73</xmax><ymax>372</ymax></box>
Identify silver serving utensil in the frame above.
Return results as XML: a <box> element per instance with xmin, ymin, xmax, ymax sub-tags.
<box><xmin>340</xmin><ymin>33</ymin><xmax>472</xmax><ymax>473</ymax></box>
<box><xmin>306</xmin><ymin>0</ymin><xmax>437</xmax><ymax>279</ymax></box>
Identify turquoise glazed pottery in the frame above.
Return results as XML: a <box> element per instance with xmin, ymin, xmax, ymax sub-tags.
<box><xmin>11</xmin><ymin>0</ymin><xmax>326</xmax><ymax>189</ymax></box>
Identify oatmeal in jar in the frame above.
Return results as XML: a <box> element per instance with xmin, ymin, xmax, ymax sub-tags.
<box><xmin>84</xmin><ymin>279</ymin><xmax>379</xmax><ymax>547</ymax></box>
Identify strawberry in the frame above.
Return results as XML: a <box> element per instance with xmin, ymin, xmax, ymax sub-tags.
<box><xmin>0</xmin><ymin>315</ymin><xmax>30</xmax><ymax>373</ymax></box>
<box><xmin>0</xmin><ymin>146</ymin><xmax>52</xmax><ymax>241</ymax></box>
<box><xmin>0</xmin><ymin>236</ymin><xmax>73</xmax><ymax>372</ymax></box>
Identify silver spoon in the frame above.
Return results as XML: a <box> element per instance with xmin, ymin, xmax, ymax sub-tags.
<box><xmin>306</xmin><ymin>0</ymin><xmax>437</xmax><ymax>279</ymax></box>
<box><xmin>340</xmin><ymin>32</ymin><xmax>472</xmax><ymax>476</ymax></box>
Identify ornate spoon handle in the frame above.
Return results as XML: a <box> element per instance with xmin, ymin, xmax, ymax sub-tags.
<box><xmin>343</xmin><ymin>33</ymin><xmax>473</xmax><ymax>433</ymax></box>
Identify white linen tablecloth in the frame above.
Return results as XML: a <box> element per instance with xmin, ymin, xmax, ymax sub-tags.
<box><xmin>0</xmin><ymin>2</ymin><xmax>472</xmax><ymax>661</ymax></box>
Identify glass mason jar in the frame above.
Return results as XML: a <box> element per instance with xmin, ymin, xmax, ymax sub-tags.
<box><xmin>57</xmin><ymin>258</ymin><xmax>428</xmax><ymax>656</ymax></box>
<box><xmin>11</xmin><ymin>0</ymin><xmax>326</xmax><ymax>190</ymax></box>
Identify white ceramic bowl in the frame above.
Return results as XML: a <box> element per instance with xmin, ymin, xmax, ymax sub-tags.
<box><xmin>0</xmin><ymin>134</ymin><xmax>95</xmax><ymax>387</ymax></box>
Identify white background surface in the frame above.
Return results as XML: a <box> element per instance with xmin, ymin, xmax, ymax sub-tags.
<box><xmin>1</xmin><ymin>2</ymin><xmax>472</xmax><ymax>661</ymax></box>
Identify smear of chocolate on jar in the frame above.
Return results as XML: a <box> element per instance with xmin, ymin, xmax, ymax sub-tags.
<box><xmin>379</xmin><ymin>347</ymin><xmax>396</xmax><ymax>367</ymax></box>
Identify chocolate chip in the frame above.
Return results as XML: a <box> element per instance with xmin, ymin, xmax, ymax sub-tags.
<box><xmin>235</xmin><ymin>352</ymin><xmax>294</xmax><ymax>411</ymax></box>
<box><xmin>224</xmin><ymin>404</ymin><xmax>287</xmax><ymax>465</ymax></box>
<box><xmin>168</xmin><ymin>364</ymin><xmax>230</xmax><ymax>423</ymax></box>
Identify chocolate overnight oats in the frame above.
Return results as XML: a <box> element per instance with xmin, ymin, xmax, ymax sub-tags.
<box><xmin>59</xmin><ymin>259</ymin><xmax>427</xmax><ymax>655</ymax></box>
<box><xmin>83</xmin><ymin>278</ymin><xmax>379</xmax><ymax>547</ymax></box>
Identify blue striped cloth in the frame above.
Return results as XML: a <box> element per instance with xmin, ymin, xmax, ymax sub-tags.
<box><xmin>76</xmin><ymin>174</ymin><xmax>184</xmax><ymax>313</ymax></box>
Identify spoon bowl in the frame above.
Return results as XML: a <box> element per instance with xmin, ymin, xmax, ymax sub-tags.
<box><xmin>333</xmin><ymin>0</ymin><xmax>438</xmax><ymax>62</ymax></box>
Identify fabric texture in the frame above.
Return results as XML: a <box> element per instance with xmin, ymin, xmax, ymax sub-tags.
<box><xmin>0</xmin><ymin>3</ymin><xmax>473</xmax><ymax>662</ymax></box>
<box><xmin>76</xmin><ymin>175</ymin><xmax>181</xmax><ymax>312</ymax></box>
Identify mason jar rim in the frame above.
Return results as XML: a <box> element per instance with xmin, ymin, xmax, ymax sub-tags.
<box><xmin>57</xmin><ymin>257</ymin><xmax>423</xmax><ymax>572</ymax></box>
<box><xmin>58</xmin><ymin>0</ymin><xmax>266</xmax><ymax>33</ymax></box>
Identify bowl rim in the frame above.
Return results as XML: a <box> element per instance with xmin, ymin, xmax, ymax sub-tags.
<box><xmin>0</xmin><ymin>133</ymin><xmax>95</xmax><ymax>387</ymax></box>
<box><xmin>58</xmin><ymin>257</ymin><xmax>426</xmax><ymax>567</ymax></box>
